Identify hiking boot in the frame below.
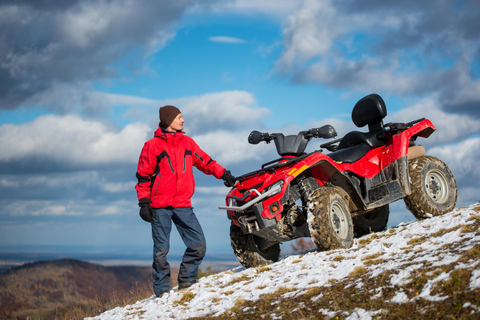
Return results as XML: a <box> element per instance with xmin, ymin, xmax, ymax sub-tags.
<box><xmin>178</xmin><ymin>280</ymin><xmax>196</xmax><ymax>289</ymax></box>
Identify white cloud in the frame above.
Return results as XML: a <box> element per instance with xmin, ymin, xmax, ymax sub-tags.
<box><xmin>0</xmin><ymin>178</ymin><xmax>19</xmax><ymax>188</ymax></box>
<box><xmin>428</xmin><ymin>137</ymin><xmax>480</xmax><ymax>205</ymax></box>
<box><xmin>101</xmin><ymin>182</ymin><xmax>134</xmax><ymax>193</ymax></box>
<box><xmin>0</xmin><ymin>0</ymin><xmax>204</xmax><ymax>110</ymax></box>
<box><xmin>97</xmin><ymin>201</ymin><xmax>132</xmax><ymax>216</ymax></box>
<box><xmin>274</xmin><ymin>0</ymin><xmax>480</xmax><ymax>112</ymax></box>
<box><xmin>0</xmin><ymin>114</ymin><xmax>149</xmax><ymax>166</ymax></box>
<box><xmin>276</xmin><ymin>0</ymin><xmax>343</xmax><ymax>70</ymax></box>
<box><xmin>59</xmin><ymin>1</ymin><xmax>122</xmax><ymax>48</ymax></box>
<box><xmin>104</xmin><ymin>90</ymin><xmax>270</xmax><ymax>132</ymax></box>
<box><xmin>23</xmin><ymin>172</ymin><xmax>98</xmax><ymax>188</ymax></box>
<box><xmin>195</xmin><ymin>186</ymin><xmax>229</xmax><ymax>195</ymax></box>
<box><xmin>209</xmin><ymin>36</ymin><xmax>247</xmax><ymax>44</ymax></box>
<box><xmin>275</xmin><ymin>0</ymin><xmax>422</xmax><ymax>93</ymax></box>
<box><xmin>0</xmin><ymin>90</ymin><xmax>274</xmax><ymax>172</ymax></box>
<box><xmin>439</xmin><ymin>62</ymin><xmax>480</xmax><ymax>112</ymax></box>
<box><xmin>4</xmin><ymin>200</ymin><xmax>82</xmax><ymax>217</ymax></box>
<box><xmin>169</xmin><ymin>91</ymin><xmax>271</xmax><ymax>133</ymax></box>
<box><xmin>192</xmin><ymin>129</ymin><xmax>270</xmax><ymax>165</ymax></box>
<box><xmin>453</xmin><ymin>186</ymin><xmax>480</xmax><ymax>206</ymax></box>
<box><xmin>104</xmin><ymin>92</ymin><xmax>161</xmax><ymax>107</ymax></box>
<box><xmin>1</xmin><ymin>198</ymin><xmax>136</xmax><ymax>217</ymax></box>
<box><xmin>390</xmin><ymin>97</ymin><xmax>480</xmax><ymax>146</ymax></box>
<box><xmin>207</xmin><ymin>0</ymin><xmax>302</xmax><ymax>18</ymax></box>
<box><xmin>429</xmin><ymin>138</ymin><xmax>480</xmax><ymax>179</ymax></box>
<box><xmin>31</xmin><ymin>87</ymin><xmax>163</xmax><ymax>116</ymax></box>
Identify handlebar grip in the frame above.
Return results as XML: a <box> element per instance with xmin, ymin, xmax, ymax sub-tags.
<box><xmin>248</xmin><ymin>130</ymin><xmax>271</xmax><ymax>144</ymax></box>
<box><xmin>309</xmin><ymin>125</ymin><xmax>337</xmax><ymax>139</ymax></box>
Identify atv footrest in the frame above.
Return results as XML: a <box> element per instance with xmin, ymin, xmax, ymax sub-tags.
<box><xmin>368</xmin><ymin>180</ymin><xmax>405</xmax><ymax>208</ymax></box>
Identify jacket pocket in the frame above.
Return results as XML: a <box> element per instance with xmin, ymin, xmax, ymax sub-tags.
<box><xmin>153</xmin><ymin>174</ymin><xmax>161</xmax><ymax>199</ymax></box>
<box><xmin>184</xmin><ymin>150</ymin><xmax>193</xmax><ymax>173</ymax></box>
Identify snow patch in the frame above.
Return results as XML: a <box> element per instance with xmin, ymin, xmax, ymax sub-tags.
<box><xmin>87</xmin><ymin>204</ymin><xmax>480</xmax><ymax>319</ymax></box>
<box><xmin>390</xmin><ymin>291</ymin><xmax>409</xmax><ymax>303</ymax></box>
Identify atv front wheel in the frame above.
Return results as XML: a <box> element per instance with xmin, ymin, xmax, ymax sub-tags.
<box><xmin>307</xmin><ymin>187</ymin><xmax>354</xmax><ymax>251</ymax></box>
<box><xmin>230</xmin><ymin>223</ymin><xmax>280</xmax><ymax>268</ymax></box>
<box><xmin>353</xmin><ymin>205</ymin><xmax>389</xmax><ymax>237</ymax></box>
<box><xmin>404</xmin><ymin>155</ymin><xmax>457</xmax><ymax>219</ymax></box>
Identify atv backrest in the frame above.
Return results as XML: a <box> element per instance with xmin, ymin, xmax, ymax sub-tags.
<box><xmin>335</xmin><ymin>94</ymin><xmax>388</xmax><ymax>151</ymax></box>
<box><xmin>352</xmin><ymin>94</ymin><xmax>387</xmax><ymax>131</ymax></box>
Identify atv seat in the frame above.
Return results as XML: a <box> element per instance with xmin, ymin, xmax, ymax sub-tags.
<box><xmin>328</xmin><ymin>144</ymin><xmax>371</xmax><ymax>163</ymax></box>
<box><xmin>328</xmin><ymin>94</ymin><xmax>387</xmax><ymax>163</ymax></box>
<box><xmin>337</xmin><ymin>93</ymin><xmax>387</xmax><ymax>150</ymax></box>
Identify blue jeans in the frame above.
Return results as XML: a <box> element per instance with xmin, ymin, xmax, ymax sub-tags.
<box><xmin>151</xmin><ymin>207</ymin><xmax>206</xmax><ymax>295</ymax></box>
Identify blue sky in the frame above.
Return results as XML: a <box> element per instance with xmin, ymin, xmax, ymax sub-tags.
<box><xmin>1</xmin><ymin>0</ymin><xmax>480</xmax><ymax>261</ymax></box>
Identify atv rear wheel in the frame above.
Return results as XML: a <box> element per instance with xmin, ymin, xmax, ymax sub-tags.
<box><xmin>404</xmin><ymin>155</ymin><xmax>457</xmax><ymax>219</ymax></box>
<box><xmin>307</xmin><ymin>187</ymin><xmax>354</xmax><ymax>251</ymax></box>
<box><xmin>353</xmin><ymin>205</ymin><xmax>389</xmax><ymax>237</ymax></box>
<box><xmin>230</xmin><ymin>223</ymin><xmax>280</xmax><ymax>268</ymax></box>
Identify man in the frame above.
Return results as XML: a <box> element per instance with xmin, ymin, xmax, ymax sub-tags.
<box><xmin>135</xmin><ymin>105</ymin><xmax>236</xmax><ymax>297</ymax></box>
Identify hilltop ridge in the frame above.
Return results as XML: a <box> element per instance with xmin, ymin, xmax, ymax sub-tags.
<box><xmin>89</xmin><ymin>203</ymin><xmax>480</xmax><ymax>319</ymax></box>
<box><xmin>0</xmin><ymin>258</ymin><xmax>164</xmax><ymax>319</ymax></box>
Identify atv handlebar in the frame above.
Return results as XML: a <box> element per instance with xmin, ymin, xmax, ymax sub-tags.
<box><xmin>248</xmin><ymin>125</ymin><xmax>337</xmax><ymax>145</ymax></box>
<box><xmin>248</xmin><ymin>130</ymin><xmax>273</xmax><ymax>144</ymax></box>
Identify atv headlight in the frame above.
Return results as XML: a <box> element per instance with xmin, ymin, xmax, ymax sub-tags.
<box><xmin>262</xmin><ymin>180</ymin><xmax>284</xmax><ymax>196</ymax></box>
<box><xmin>225</xmin><ymin>197</ymin><xmax>238</xmax><ymax>207</ymax></box>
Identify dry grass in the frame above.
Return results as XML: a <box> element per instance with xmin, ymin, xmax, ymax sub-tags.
<box><xmin>189</xmin><ymin>261</ymin><xmax>480</xmax><ymax>320</ymax></box>
<box><xmin>2</xmin><ymin>264</ymin><xmax>216</xmax><ymax>320</ymax></box>
<box><xmin>174</xmin><ymin>291</ymin><xmax>196</xmax><ymax>306</ymax></box>
<box><xmin>57</xmin><ymin>264</ymin><xmax>220</xmax><ymax>319</ymax></box>
<box><xmin>188</xmin><ymin>205</ymin><xmax>480</xmax><ymax>320</ymax></box>
<box><xmin>53</xmin><ymin>281</ymin><xmax>153</xmax><ymax>320</ymax></box>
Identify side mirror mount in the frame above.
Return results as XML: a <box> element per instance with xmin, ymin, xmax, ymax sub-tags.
<box><xmin>248</xmin><ymin>130</ymin><xmax>271</xmax><ymax>144</ymax></box>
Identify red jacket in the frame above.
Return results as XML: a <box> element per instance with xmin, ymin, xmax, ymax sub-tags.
<box><xmin>135</xmin><ymin>127</ymin><xmax>226</xmax><ymax>208</ymax></box>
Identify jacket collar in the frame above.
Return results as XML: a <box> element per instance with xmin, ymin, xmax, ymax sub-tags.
<box><xmin>154</xmin><ymin>126</ymin><xmax>184</xmax><ymax>142</ymax></box>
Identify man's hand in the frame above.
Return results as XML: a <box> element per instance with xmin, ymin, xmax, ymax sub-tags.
<box><xmin>222</xmin><ymin>170</ymin><xmax>236</xmax><ymax>187</ymax></box>
<box><xmin>138</xmin><ymin>198</ymin><xmax>154</xmax><ymax>223</ymax></box>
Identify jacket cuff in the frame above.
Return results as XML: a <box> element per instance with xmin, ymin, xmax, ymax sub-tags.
<box><xmin>138</xmin><ymin>198</ymin><xmax>150</xmax><ymax>207</ymax></box>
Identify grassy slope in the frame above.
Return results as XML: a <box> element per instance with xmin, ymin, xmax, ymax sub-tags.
<box><xmin>207</xmin><ymin>204</ymin><xmax>480</xmax><ymax>319</ymax></box>
<box><xmin>4</xmin><ymin>203</ymin><xmax>480</xmax><ymax>319</ymax></box>
<box><xmin>99</xmin><ymin>203</ymin><xmax>480</xmax><ymax>320</ymax></box>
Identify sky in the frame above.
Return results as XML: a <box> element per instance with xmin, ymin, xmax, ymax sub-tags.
<box><xmin>1</xmin><ymin>0</ymin><xmax>480</xmax><ymax>260</ymax></box>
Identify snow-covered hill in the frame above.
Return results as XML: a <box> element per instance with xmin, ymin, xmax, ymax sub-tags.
<box><xmin>88</xmin><ymin>203</ymin><xmax>480</xmax><ymax>319</ymax></box>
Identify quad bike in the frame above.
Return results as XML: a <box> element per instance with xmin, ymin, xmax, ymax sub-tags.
<box><xmin>219</xmin><ymin>94</ymin><xmax>457</xmax><ymax>268</ymax></box>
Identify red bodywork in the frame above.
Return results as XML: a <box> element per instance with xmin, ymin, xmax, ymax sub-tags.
<box><xmin>225</xmin><ymin>119</ymin><xmax>435</xmax><ymax>227</ymax></box>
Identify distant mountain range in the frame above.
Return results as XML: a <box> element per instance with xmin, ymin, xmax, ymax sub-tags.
<box><xmin>0</xmin><ymin>258</ymin><xmax>170</xmax><ymax>320</ymax></box>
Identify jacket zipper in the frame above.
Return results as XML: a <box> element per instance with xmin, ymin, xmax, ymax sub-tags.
<box><xmin>153</xmin><ymin>174</ymin><xmax>161</xmax><ymax>199</ymax></box>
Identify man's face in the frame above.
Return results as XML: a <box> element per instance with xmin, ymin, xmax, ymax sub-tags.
<box><xmin>167</xmin><ymin>113</ymin><xmax>184</xmax><ymax>132</ymax></box>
